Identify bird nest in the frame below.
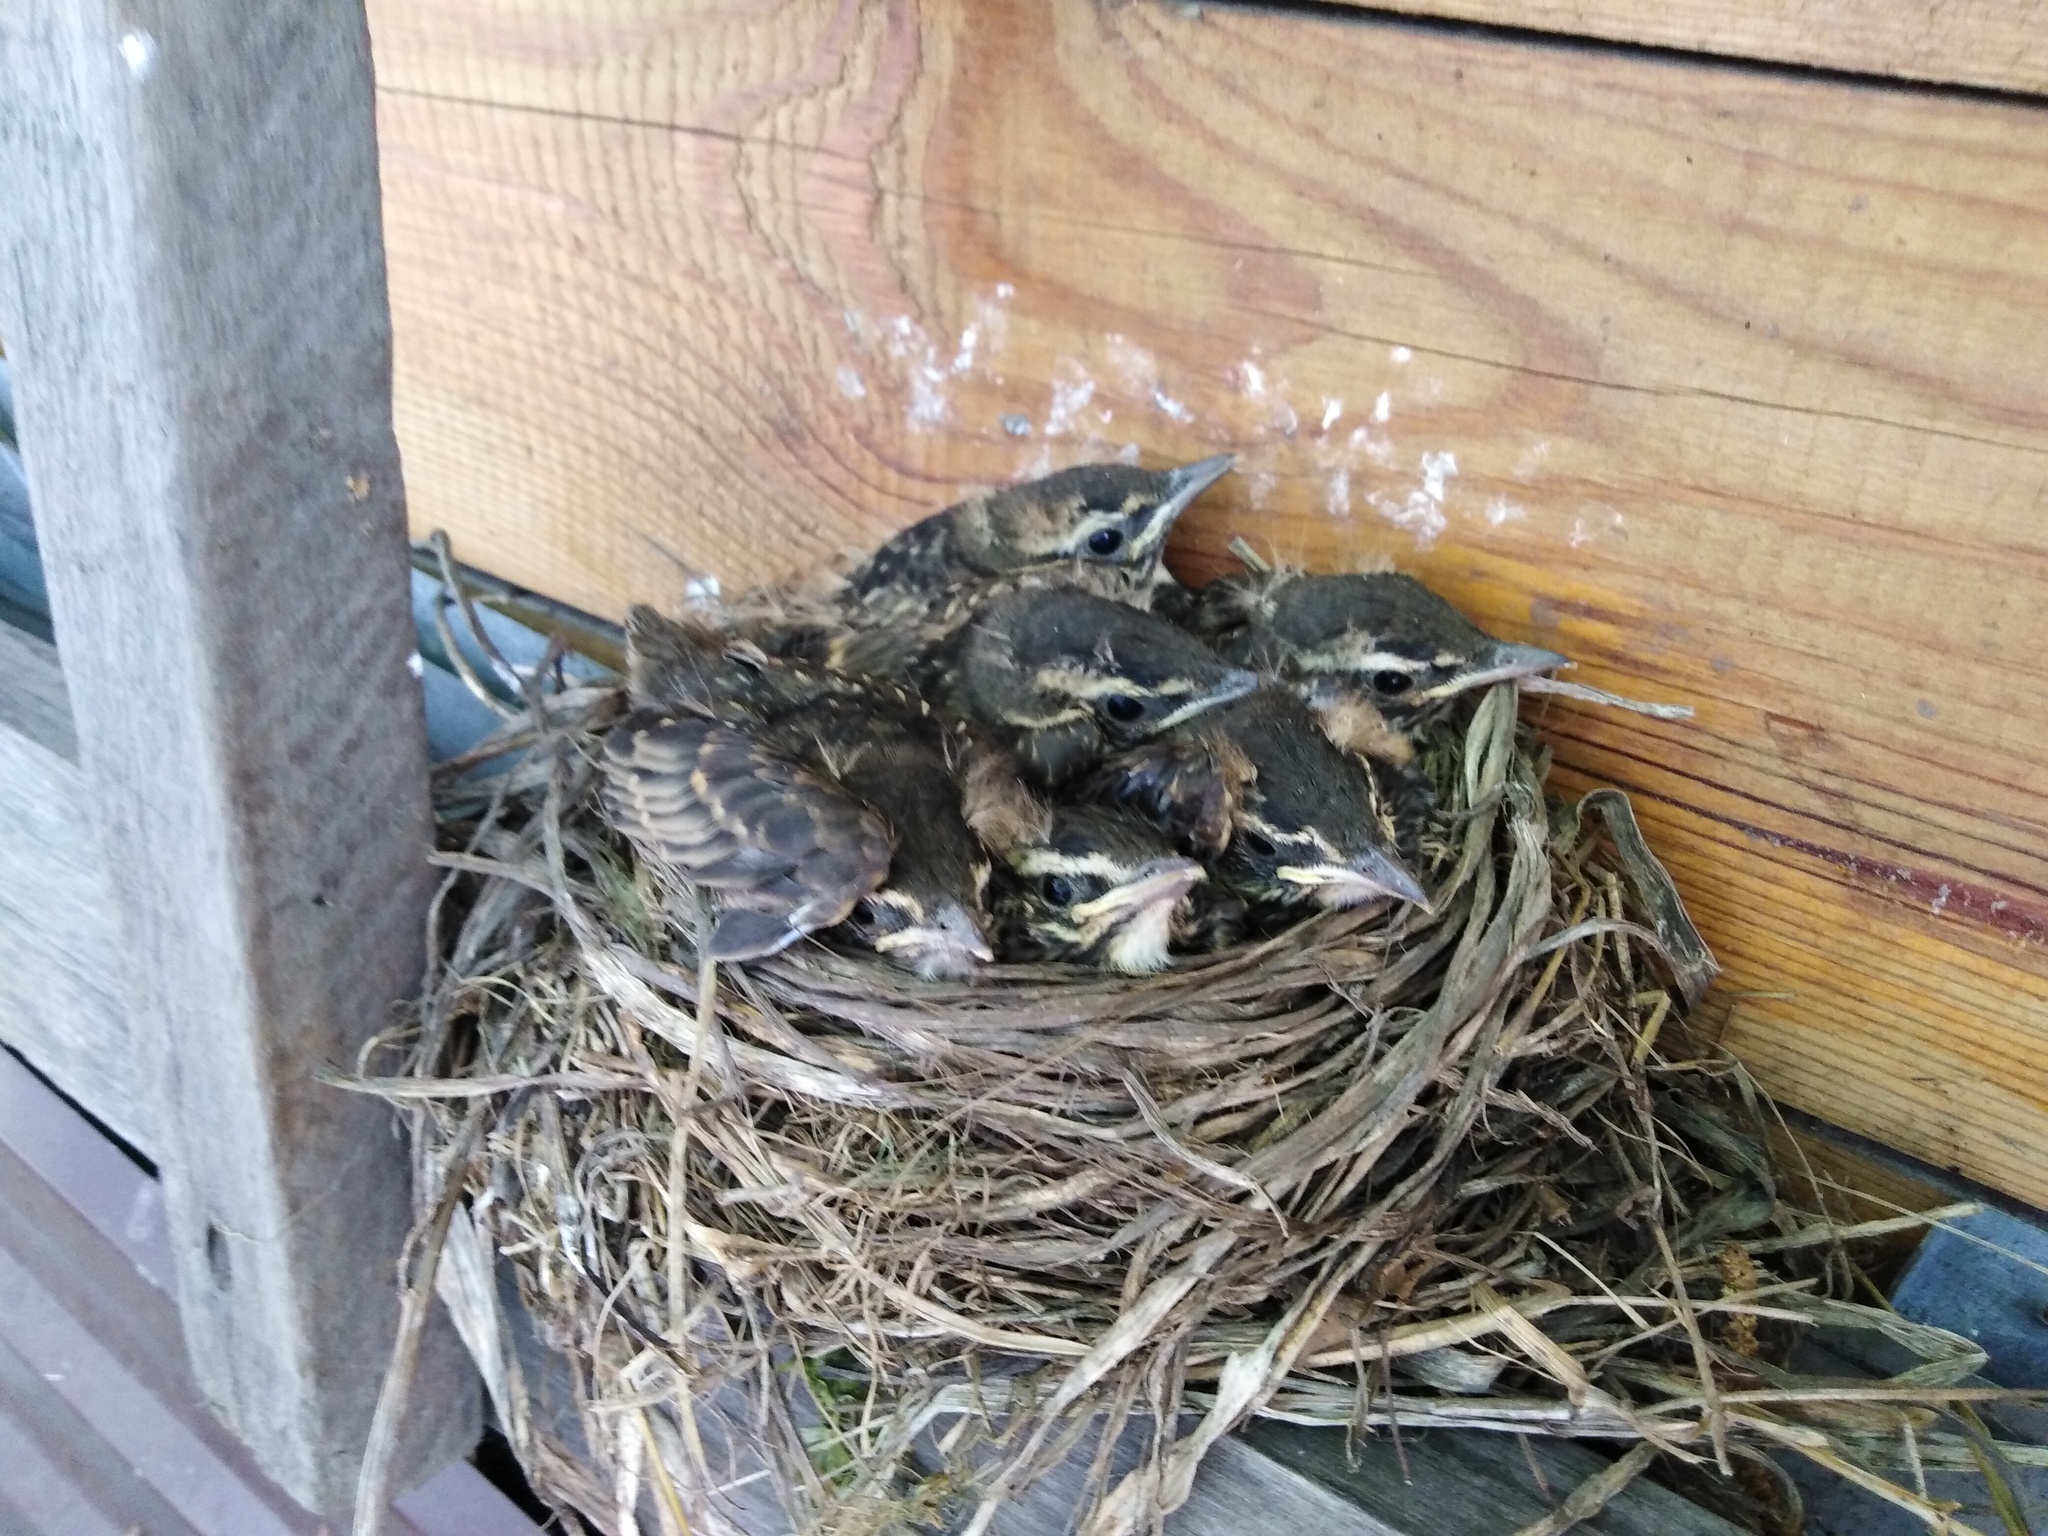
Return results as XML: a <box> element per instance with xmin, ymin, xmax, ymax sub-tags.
<box><xmin>357</xmin><ymin>674</ymin><xmax>2031</xmax><ymax>1536</ymax></box>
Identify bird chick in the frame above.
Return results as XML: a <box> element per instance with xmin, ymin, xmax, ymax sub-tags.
<box><xmin>1098</xmin><ymin>688</ymin><xmax>1428</xmax><ymax>916</ymax></box>
<box><xmin>960</xmin><ymin>752</ymin><xmax>1203</xmax><ymax>974</ymax></box>
<box><xmin>935</xmin><ymin>587</ymin><xmax>1258</xmax><ymax>787</ymax></box>
<box><xmin>841</xmin><ymin>455</ymin><xmax>1235</xmax><ymax>613</ymax></box>
<box><xmin>613</xmin><ymin>606</ymin><xmax>995</xmax><ymax>978</ymax></box>
<box><xmin>604</xmin><ymin>715</ymin><xmax>894</xmax><ymax>963</ymax></box>
<box><xmin>1180</xmin><ymin>568</ymin><xmax>1567</xmax><ymax>739</ymax></box>
<box><xmin>737</xmin><ymin>456</ymin><xmax>1238</xmax><ymax>683</ymax></box>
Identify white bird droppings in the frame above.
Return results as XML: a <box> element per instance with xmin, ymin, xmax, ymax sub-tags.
<box><xmin>1045</xmin><ymin>366</ymin><xmax>1098</xmax><ymax>437</ymax></box>
<box><xmin>1326</xmin><ymin>468</ymin><xmax>1351</xmax><ymax>517</ymax></box>
<box><xmin>1320</xmin><ymin>398</ymin><xmax>1343</xmax><ymax>432</ymax></box>
<box><xmin>834</xmin><ymin>366</ymin><xmax>867</xmax><ymax>400</ymax></box>
<box><xmin>1371</xmin><ymin>391</ymin><xmax>1392</xmax><ymax>424</ymax></box>
<box><xmin>1389</xmin><ymin>345</ymin><xmax>1413</xmax><ymax>364</ymax></box>
<box><xmin>1370</xmin><ymin>449</ymin><xmax>1457</xmax><ymax>548</ymax></box>
<box><xmin>1484</xmin><ymin>496</ymin><xmax>1527</xmax><ymax>526</ymax></box>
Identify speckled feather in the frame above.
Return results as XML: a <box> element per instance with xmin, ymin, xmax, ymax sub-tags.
<box><xmin>603</xmin><ymin>716</ymin><xmax>894</xmax><ymax>960</ymax></box>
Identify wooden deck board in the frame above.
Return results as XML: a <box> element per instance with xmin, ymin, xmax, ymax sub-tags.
<box><xmin>366</xmin><ymin>0</ymin><xmax>2048</xmax><ymax>1203</ymax></box>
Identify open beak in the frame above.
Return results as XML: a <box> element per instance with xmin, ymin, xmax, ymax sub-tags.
<box><xmin>1155</xmin><ymin>666</ymin><xmax>1258</xmax><ymax>731</ymax></box>
<box><xmin>1276</xmin><ymin>846</ymin><xmax>1428</xmax><ymax>909</ymax></box>
<box><xmin>1420</xmin><ymin>639</ymin><xmax>1569</xmax><ymax>699</ymax></box>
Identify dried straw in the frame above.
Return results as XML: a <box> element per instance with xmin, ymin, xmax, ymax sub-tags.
<box><xmin>353</xmin><ymin>677</ymin><xmax>2039</xmax><ymax>1536</ymax></box>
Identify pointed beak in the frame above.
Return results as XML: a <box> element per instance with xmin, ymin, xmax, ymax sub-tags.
<box><xmin>1071</xmin><ymin>858</ymin><xmax>1205</xmax><ymax>924</ymax></box>
<box><xmin>1276</xmin><ymin>846</ymin><xmax>1429</xmax><ymax>909</ymax></box>
<box><xmin>871</xmin><ymin>904</ymin><xmax>995</xmax><ymax>979</ymax></box>
<box><xmin>1157</xmin><ymin>454</ymin><xmax>1236</xmax><ymax>520</ymax></box>
<box><xmin>1154</xmin><ymin>666</ymin><xmax>1258</xmax><ymax>731</ymax></box>
<box><xmin>1457</xmin><ymin>640</ymin><xmax>1570</xmax><ymax>693</ymax></box>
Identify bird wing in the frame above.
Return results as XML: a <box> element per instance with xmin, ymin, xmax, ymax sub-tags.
<box><xmin>603</xmin><ymin>715</ymin><xmax>896</xmax><ymax>958</ymax></box>
<box><xmin>1091</xmin><ymin>732</ymin><xmax>1255</xmax><ymax>856</ymax></box>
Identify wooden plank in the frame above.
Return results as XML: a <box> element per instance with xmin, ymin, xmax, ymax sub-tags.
<box><xmin>1236</xmin><ymin>1421</ymin><xmax>1740</xmax><ymax>1536</ymax></box>
<box><xmin>0</xmin><ymin>0</ymin><xmax>477</xmax><ymax>1512</ymax></box>
<box><xmin>0</xmin><ymin>1044</ymin><xmax>541</xmax><ymax>1536</ymax></box>
<box><xmin>1328</xmin><ymin>1</ymin><xmax>2048</xmax><ymax>97</ymax></box>
<box><xmin>0</xmin><ymin>632</ymin><xmax>145</xmax><ymax>1154</ymax></box>
<box><xmin>365</xmin><ymin>0</ymin><xmax>2048</xmax><ymax>1204</ymax></box>
<box><xmin>0</xmin><ymin>621</ymin><xmax>72</xmax><ymax>758</ymax></box>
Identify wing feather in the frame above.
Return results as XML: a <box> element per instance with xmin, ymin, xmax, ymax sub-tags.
<box><xmin>604</xmin><ymin>716</ymin><xmax>896</xmax><ymax>954</ymax></box>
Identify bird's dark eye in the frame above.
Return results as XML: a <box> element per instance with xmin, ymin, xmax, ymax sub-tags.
<box><xmin>1239</xmin><ymin>830</ymin><xmax>1275</xmax><ymax>858</ymax></box>
<box><xmin>1042</xmin><ymin>874</ymin><xmax>1078</xmax><ymax>906</ymax></box>
<box><xmin>1371</xmin><ymin>670</ymin><xmax>1415</xmax><ymax>697</ymax></box>
<box><xmin>1101</xmin><ymin>694</ymin><xmax>1145</xmax><ymax>724</ymax></box>
<box><xmin>1086</xmin><ymin>527</ymin><xmax>1125</xmax><ymax>557</ymax></box>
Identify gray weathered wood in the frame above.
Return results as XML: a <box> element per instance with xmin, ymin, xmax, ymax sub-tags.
<box><xmin>0</xmin><ymin>630</ymin><xmax>147</xmax><ymax>1152</ymax></box>
<box><xmin>0</xmin><ymin>0</ymin><xmax>476</xmax><ymax>1512</ymax></box>
<box><xmin>0</xmin><ymin>1042</ymin><xmax>540</xmax><ymax>1536</ymax></box>
<box><xmin>0</xmin><ymin>621</ymin><xmax>73</xmax><ymax>758</ymax></box>
<box><xmin>1239</xmin><ymin>1419</ymin><xmax>1742</xmax><ymax>1536</ymax></box>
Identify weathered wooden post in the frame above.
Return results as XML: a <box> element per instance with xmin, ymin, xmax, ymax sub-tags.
<box><xmin>0</xmin><ymin>0</ymin><xmax>477</xmax><ymax>1512</ymax></box>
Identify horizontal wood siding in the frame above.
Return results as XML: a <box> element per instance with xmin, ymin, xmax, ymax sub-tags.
<box><xmin>1328</xmin><ymin>1</ymin><xmax>2048</xmax><ymax>95</ymax></box>
<box><xmin>367</xmin><ymin>0</ymin><xmax>2048</xmax><ymax>1203</ymax></box>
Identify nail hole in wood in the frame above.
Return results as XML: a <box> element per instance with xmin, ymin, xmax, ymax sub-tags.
<box><xmin>205</xmin><ymin>1219</ymin><xmax>232</xmax><ymax>1290</ymax></box>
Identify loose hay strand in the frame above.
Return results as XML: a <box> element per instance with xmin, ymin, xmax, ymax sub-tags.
<box><xmin>364</xmin><ymin>673</ymin><xmax>2037</xmax><ymax>1536</ymax></box>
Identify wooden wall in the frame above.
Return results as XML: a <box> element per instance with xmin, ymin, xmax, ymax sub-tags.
<box><xmin>365</xmin><ymin>0</ymin><xmax>2048</xmax><ymax>1207</ymax></box>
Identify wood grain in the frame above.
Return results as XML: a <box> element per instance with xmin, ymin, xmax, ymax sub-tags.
<box><xmin>0</xmin><ymin>0</ymin><xmax>476</xmax><ymax>1512</ymax></box>
<box><xmin>367</xmin><ymin>1</ymin><xmax>2048</xmax><ymax>1204</ymax></box>
<box><xmin>0</xmin><ymin>631</ymin><xmax>149</xmax><ymax>1155</ymax></box>
<box><xmin>1332</xmin><ymin>1</ymin><xmax>2048</xmax><ymax>96</ymax></box>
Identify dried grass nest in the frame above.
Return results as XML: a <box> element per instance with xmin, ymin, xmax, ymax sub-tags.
<box><xmin>358</xmin><ymin>627</ymin><xmax>2037</xmax><ymax>1536</ymax></box>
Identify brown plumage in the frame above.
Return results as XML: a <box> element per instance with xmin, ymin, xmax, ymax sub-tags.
<box><xmin>962</xmin><ymin>751</ymin><xmax>1204</xmax><ymax>973</ymax></box>
<box><xmin>611</xmin><ymin>605</ymin><xmax>995</xmax><ymax>977</ymax></box>
<box><xmin>933</xmin><ymin>587</ymin><xmax>1259</xmax><ymax>787</ymax></box>
<box><xmin>1096</xmin><ymin>688</ymin><xmax>1428</xmax><ymax>916</ymax></box>
<box><xmin>603</xmin><ymin>716</ymin><xmax>894</xmax><ymax>962</ymax></box>
<box><xmin>726</xmin><ymin>457</ymin><xmax>1235</xmax><ymax>681</ymax></box>
<box><xmin>1178</xmin><ymin>567</ymin><xmax>1566</xmax><ymax>740</ymax></box>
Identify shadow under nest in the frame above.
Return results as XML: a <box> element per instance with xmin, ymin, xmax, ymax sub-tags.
<box><xmin>358</xmin><ymin>680</ymin><xmax>2024</xmax><ymax>1536</ymax></box>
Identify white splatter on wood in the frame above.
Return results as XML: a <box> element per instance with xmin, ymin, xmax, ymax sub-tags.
<box><xmin>834</xmin><ymin>366</ymin><xmax>866</xmax><ymax>400</ymax></box>
<box><xmin>1326</xmin><ymin>467</ymin><xmax>1351</xmax><ymax>516</ymax></box>
<box><xmin>1371</xmin><ymin>391</ymin><xmax>1391</xmax><ymax>424</ymax></box>
<box><xmin>1370</xmin><ymin>449</ymin><xmax>1458</xmax><ymax>547</ymax></box>
<box><xmin>1483</xmin><ymin>495</ymin><xmax>1526</xmax><ymax>526</ymax></box>
<box><xmin>1319</xmin><ymin>397</ymin><xmax>1342</xmax><ymax>432</ymax></box>
<box><xmin>883</xmin><ymin>315</ymin><xmax>952</xmax><ymax>432</ymax></box>
<box><xmin>1045</xmin><ymin>363</ymin><xmax>1098</xmax><ymax>436</ymax></box>
<box><xmin>1152</xmin><ymin>387</ymin><xmax>1195</xmax><ymax>423</ymax></box>
<box><xmin>1389</xmin><ymin>345</ymin><xmax>1413</xmax><ymax>364</ymax></box>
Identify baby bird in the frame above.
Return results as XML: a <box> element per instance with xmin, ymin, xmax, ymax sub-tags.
<box><xmin>932</xmin><ymin>587</ymin><xmax>1258</xmax><ymax>787</ymax></box>
<box><xmin>1179</xmin><ymin>568</ymin><xmax>1567</xmax><ymax>741</ymax></box>
<box><xmin>1097</xmin><ymin>688</ymin><xmax>1428</xmax><ymax>917</ymax></box>
<box><xmin>841</xmin><ymin>455</ymin><xmax>1234</xmax><ymax>616</ymax></box>
<box><xmin>743</xmin><ymin>456</ymin><xmax>1238</xmax><ymax>682</ymax></box>
<box><xmin>609</xmin><ymin>606</ymin><xmax>995</xmax><ymax>978</ymax></box>
<box><xmin>960</xmin><ymin>753</ymin><xmax>1203</xmax><ymax>974</ymax></box>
